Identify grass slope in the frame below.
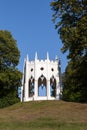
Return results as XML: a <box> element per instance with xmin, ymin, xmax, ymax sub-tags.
<box><xmin>0</xmin><ymin>100</ymin><xmax>87</xmax><ymax>130</ymax></box>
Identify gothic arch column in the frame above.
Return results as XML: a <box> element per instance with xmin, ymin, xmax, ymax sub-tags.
<box><xmin>47</xmin><ymin>79</ymin><xmax>50</xmax><ymax>99</ymax></box>
<box><xmin>56</xmin><ymin>77</ymin><xmax>60</xmax><ymax>100</ymax></box>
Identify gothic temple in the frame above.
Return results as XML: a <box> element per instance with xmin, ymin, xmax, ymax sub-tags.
<box><xmin>21</xmin><ymin>52</ymin><xmax>61</xmax><ymax>102</ymax></box>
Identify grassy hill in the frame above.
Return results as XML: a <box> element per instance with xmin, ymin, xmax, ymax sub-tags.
<box><xmin>0</xmin><ymin>100</ymin><xmax>87</xmax><ymax>130</ymax></box>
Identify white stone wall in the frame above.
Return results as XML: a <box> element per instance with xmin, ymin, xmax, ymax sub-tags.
<box><xmin>21</xmin><ymin>53</ymin><xmax>61</xmax><ymax>102</ymax></box>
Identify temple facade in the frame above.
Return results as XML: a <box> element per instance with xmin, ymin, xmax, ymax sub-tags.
<box><xmin>21</xmin><ymin>52</ymin><xmax>61</xmax><ymax>102</ymax></box>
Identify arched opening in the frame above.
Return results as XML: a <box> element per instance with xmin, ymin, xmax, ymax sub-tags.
<box><xmin>28</xmin><ymin>76</ymin><xmax>34</xmax><ymax>97</ymax></box>
<box><xmin>38</xmin><ymin>75</ymin><xmax>47</xmax><ymax>96</ymax></box>
<box><xmin>50</xmin><ymin>76</ymin><xmax>56</xmax><ymax>97</ymax></box>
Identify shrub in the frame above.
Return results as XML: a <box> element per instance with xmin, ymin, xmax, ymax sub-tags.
<box><xmin>0</xmin><ymin>94</ymin><xmax>20</xmax><ymax>108</ymax></box>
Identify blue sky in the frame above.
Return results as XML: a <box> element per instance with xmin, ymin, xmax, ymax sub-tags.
<box><xmin>0</xmin><ymin>0</ymin><xmax>68</xmax><ymax>72</ymax></box>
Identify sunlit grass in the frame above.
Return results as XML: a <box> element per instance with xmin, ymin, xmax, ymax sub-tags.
<box><xmin>0</xmin><ymin>100</ymin><xmax>87</xmax><ymax>130</ymax></box>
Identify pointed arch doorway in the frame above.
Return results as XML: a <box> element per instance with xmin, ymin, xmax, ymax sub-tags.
<box><xmin>38</xmin><ymin>75</ymin><xmax>47</xmax><ymax>96</ymax></box>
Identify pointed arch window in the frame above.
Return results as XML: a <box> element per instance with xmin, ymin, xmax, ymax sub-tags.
<box><xmin>50</xmin><ymin>76</ymin><xmax>56</xmax><ymax>97</ymax></box>
<box><xmin>29</xmin><ymin>76</ymin><xmax>34</xmax><ymax>97</ymax></box>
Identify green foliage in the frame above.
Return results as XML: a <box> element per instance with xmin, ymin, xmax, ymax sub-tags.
<box><xmin>0</xmin><ymin>30</ymin><xmax>20</xmax><ymax>68</ymax></box>
<box><xmin>51</xmin><ymin>0</ymin><xmax>87</xmax><ymax>59</ymax></box>
<box><xmin>51</xmin><ymin>0</ymin><xmax>87</xmax><ymax>102</ymax></box>
<box><xmin>0</xmin><ymin>30</ymin><xmax>22</xmax><ymax>107</ymax></box>
<box><xmin>0</xmin><ymin>93</ymin><xmax>20</xmax><ymax>108</ymax></box>
<box><xmin>62</xmin><ymin>60</ymin><xmax>87</xmax><ymax>102</ymax></box>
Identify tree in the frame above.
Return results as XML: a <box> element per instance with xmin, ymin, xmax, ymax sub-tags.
<box><xmin>51</xmin><ymin>0</ymin><xmax>87</xmax><ymax>102</ymax></box>
<box><xmin>0</xmin><ymin>30</ymin><xmax>22</xmax><ymax>107</ymax></box>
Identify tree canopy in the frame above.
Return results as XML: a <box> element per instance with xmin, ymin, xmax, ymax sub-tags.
<box><xmin>51</xmin><ymin>0</ymin><xmax>87</xmax><ymax>102</ymax></box>
<box><xmin>0</xmin><ymin>30</ymin><xmax>22</xmax><ymax>107</ymax></box>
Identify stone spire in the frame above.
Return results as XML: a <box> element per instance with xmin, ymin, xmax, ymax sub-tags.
<box><xmin>55</xmin><ymin>55</ymin><xmax>58</xmax><ymax>61</ymax></box>
<box><xmin>46</xmin><ymin>52</ymin><xmax>49</xmax><ymax>60</ymax></box>
<box><xmin>35</xmin><ymin>52</ymin><xmax>38</xmax><ymax>60</ymax></box>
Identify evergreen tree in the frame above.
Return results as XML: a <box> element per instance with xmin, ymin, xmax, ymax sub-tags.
<box><xmin>51</xmin><ymin>0</ymin><xmax>87</xmax><ymax>102</ymax></box>
<box><xmin>0</xmin><ymin>30</ymin><xmax>22</xmax><ymax>107</ymax></box>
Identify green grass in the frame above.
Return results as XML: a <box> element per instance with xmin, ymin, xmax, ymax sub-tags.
<box><xmin>0</xmin><ymin>100</ymin><xmax>87</xmax><ymax>130</ymax></box>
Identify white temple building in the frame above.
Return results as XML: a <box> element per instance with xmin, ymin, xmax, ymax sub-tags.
<box><xmin>21</xmin><ymin>52</ymin><xmax>61</xmax><ymax>102</ymax></box>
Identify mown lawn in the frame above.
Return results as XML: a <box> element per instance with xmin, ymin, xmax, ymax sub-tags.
<box><xmin>0</xmin><ymin>100</ymin><xmax>87</xmax><ymax>130</ymax></box>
